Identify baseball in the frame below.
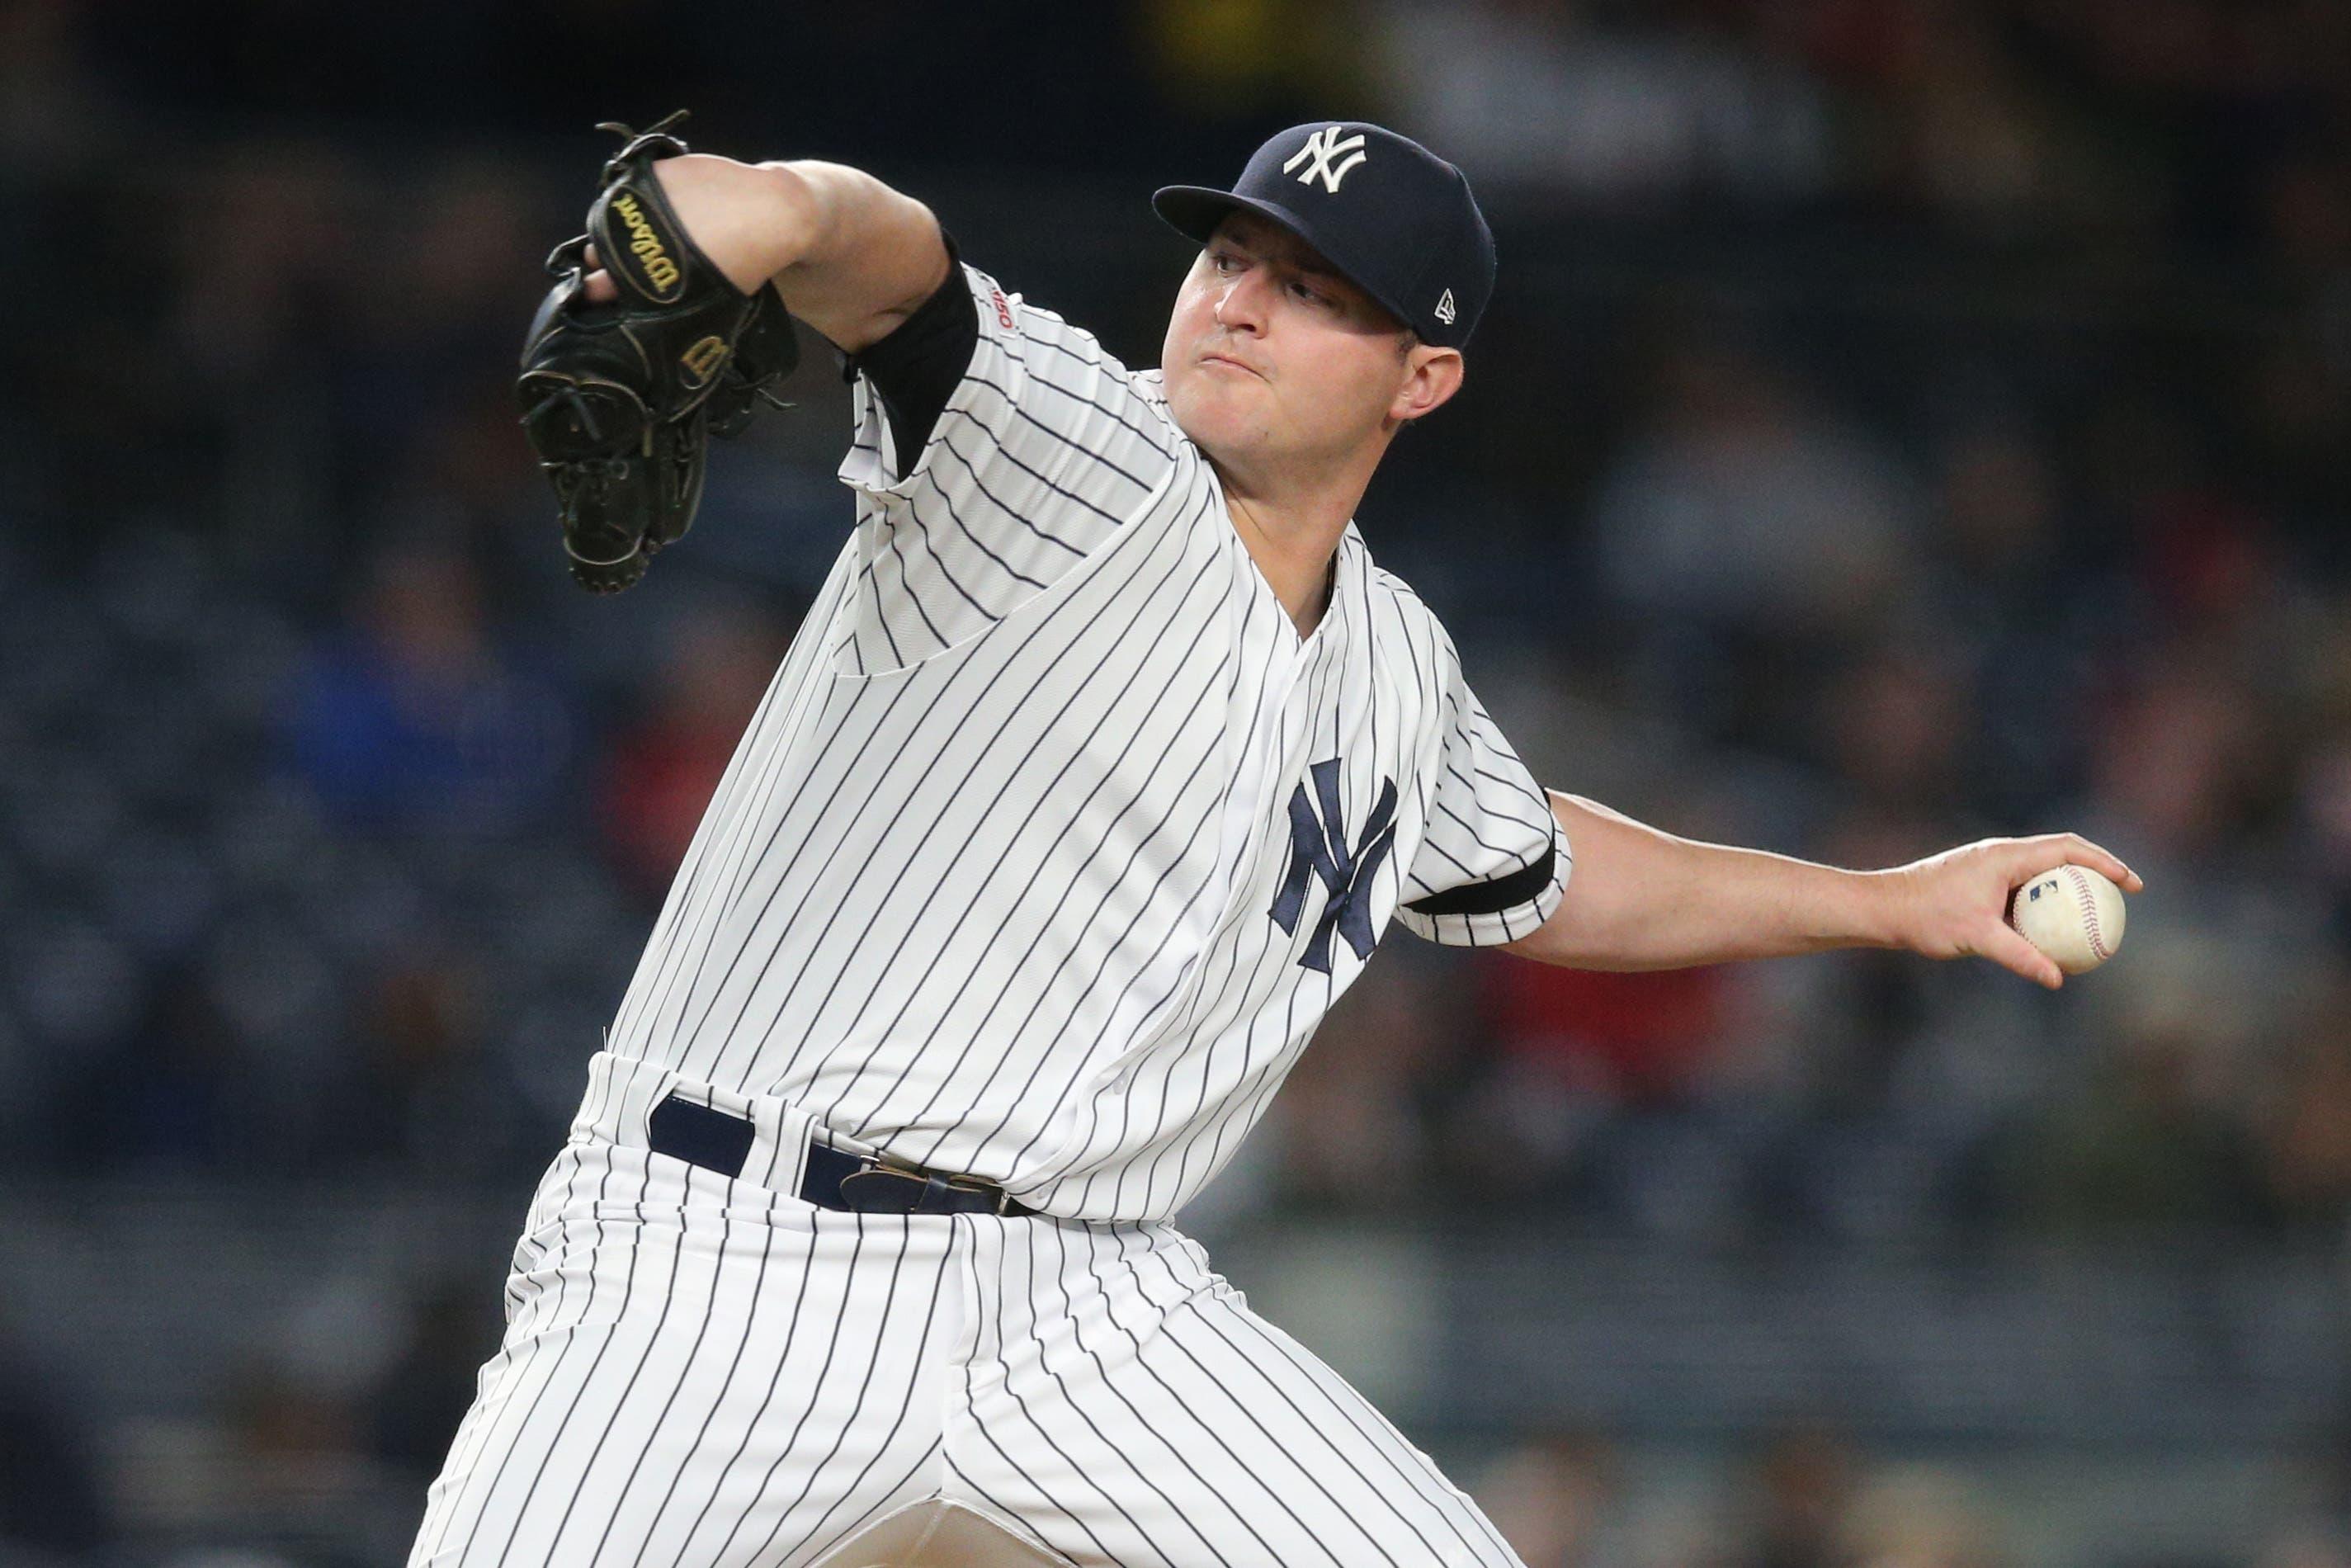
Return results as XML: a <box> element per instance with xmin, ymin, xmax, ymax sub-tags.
<box><xmin>2009</xmin><ymin>864</ymin><xmax>2127</xmax><ymax>975</ymax></box>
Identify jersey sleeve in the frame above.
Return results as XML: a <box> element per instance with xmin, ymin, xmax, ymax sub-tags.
<box><xmin>833</xmin><ymin>261</ymin><xmax>1181</xmax><ymax>673</ymax></box>
<box><xmin>1392</xmin><ymin>643</ymin><xmax>1570</xmax><ymax>947</ymax></box>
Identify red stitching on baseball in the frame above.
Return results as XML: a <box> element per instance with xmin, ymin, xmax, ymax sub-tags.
<box><xmin>2061</xmin><ymin>866</ymin><xmax>2111</xmax><ymax>961</ymax></box>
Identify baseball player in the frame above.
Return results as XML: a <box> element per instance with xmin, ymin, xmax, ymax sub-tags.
<box><xmin>423</xmin><ymin>120</ymin><xmax>2141</xmax><ymax>1566</ymax></box>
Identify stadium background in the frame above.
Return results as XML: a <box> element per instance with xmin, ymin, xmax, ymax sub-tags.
<box><xmin>3</xmin><ymin>1</ymin><xmax>2349</xmax><ymax>1563</ymax></box>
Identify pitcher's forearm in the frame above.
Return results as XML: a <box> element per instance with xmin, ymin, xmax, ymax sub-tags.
<box><xmin>596</xmin><ymin>154</ymin><xmax>951</xmax><ymax>352</ymax></box>
<box><xmin>1502</xmin><ymin>792</ymin><xmax>1901</xmax><ymax>970</ymax></box>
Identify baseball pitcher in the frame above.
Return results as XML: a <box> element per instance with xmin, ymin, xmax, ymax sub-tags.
<box><xmin>415</xmin><ymin>116</ymin><xmax>2142</xmax><ymax>1566</ymax></box>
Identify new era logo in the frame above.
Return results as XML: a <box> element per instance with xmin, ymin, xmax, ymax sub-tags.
<box><xmin>1433</xmin><ymin>288</ymin><xmax>1456</xmax><ymax>325</ymax></box>
<box><xmin>1284</xmin><ymin>125</ymin><xmax>1369</xmax><ymax>195</ymax></box>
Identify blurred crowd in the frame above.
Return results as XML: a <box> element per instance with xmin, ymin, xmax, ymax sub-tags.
<box><xmin>2</xmin><ymin>0</ymin><xmax>2349</xmax><ymax>1563</ymax></box>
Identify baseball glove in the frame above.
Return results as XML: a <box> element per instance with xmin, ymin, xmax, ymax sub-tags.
<box><xmin>517</xmin><ymin>111</ymin><xmax>799</xmax><ymax>593</ymax></box>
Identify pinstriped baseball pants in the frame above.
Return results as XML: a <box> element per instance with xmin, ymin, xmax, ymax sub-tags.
<box><xmin>404</xmin><ymin>1066</ymin><xmax>1523</xmax><ymax>1567</ymax></box>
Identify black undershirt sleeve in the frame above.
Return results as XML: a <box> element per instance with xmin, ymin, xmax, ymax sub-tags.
<box><xmin>841</xmin><ymin>230</ymin><xmax>979</xmax><ymax>480</ymax></box>
<box><xmin>1402</xmin><ymin>842</ymin><xmax>1557</xmax><ymax>916</ymax></box>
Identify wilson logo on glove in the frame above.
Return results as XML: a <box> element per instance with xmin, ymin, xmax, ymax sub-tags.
<box><xmin>610</xmin><ymin>191</ymin><xmax>684</xmax><ymax>300</ymax></box>
<box><xmin>679</xmin><ymin>335</ymin><xmax>729</xmax><ymax>387</ymax></box>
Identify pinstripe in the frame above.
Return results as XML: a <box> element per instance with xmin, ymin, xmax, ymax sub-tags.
<box><xmin>962</xmin><ymin>380</ymin><xmax>1166</xmax><ymax>498</ymax></box>
<box><xmin>666</xmin><ymin>678</ymin><xmax>924</xmax><ymax>1070</ymax></box>
<box><xmin>915</xmin><ymin>431</ymin><xmax>1094</xmax><ymax>554</ymax></box>
<box><xmin>625</xmin><ymin>545</ymin><xmax>874</xmax><ymax>1048</ymax></box>
<box><xmin>1446</xmin><ymin>762</ymin><xmax>1551</xmax><ymax>836</ymax></box>
<box><xmin>621</xmin><ymin>1188</ymin><xmax>780</xmax><ymax>1568</ymax></box>
<box><xmin>610</xmin><ymin>650</ymin><xmax>801</xmax><ymax>1046</ymax></box>
<box><xmin>936</xmin><ymin>418</ymin><xmax>1139</xmax><ymax>531</ymax></box>
<box><xmin>434</xmin><ymin>1145</ymin><xmax>624</xmax><ymax>1566</ymax></box>
<box><xmin>1116</xmin><ymin>626</ymin><xmax>1315</xmax><ymax>1211</ymax></box>
<box><xmin>788</xmin><ymin>1435</ymin><xmax>950</xmax><ymax>1568</ymax></box>
<box><xmin>1216</xmin><ymin>1310</ymin><xmax>1522</xmax><ymax>1566</ymax></box>
<box><xmin>669</xmin><ymin>1221</ymin><xmax>827</xmax><ymax>1564</ymax></box>
<box><xmin>726</xmin><ymin>490</ymin><xmax>1211</xmax><ymax>1095</ymax></box>
<box><xmin>777</xmin><ymin>1240</ymin><xmax>954</xmax><ymax>1551</ymax></box>
<box><xmin>1040</xmin><ymin>1221</ymin><xmax>1255</xmax><ymax>1564</ymax></box>
<box><xmin>793</xmin><ymin>532</ymin><xmax>1226</xmax><ymax>1128</ymax></box>
<box><xmin>1128</xmin><ymin>1231</ymin><xmax>1514</xmax><ymax>1565</ymax></box>
<box><xmin>1434</xmin><ymin>795</ymin><xmax>1532</xmax><ymax>859</ymax></box>
<box><xmin>583</xmin><ymin>1176</ymin><xmax>744</xmax><ymax>1565</ymax></box>
<box><xmin>827</xmin><ymin>622</ymin><xmax>1235</xmax><ymax>1148</ymax></box>
<box><xmin>1096</xmin><ymin>820</ymin><xmax>1303</xmax><ymax>1211</ymax></box>
<box><xmin>421</xmin><ymin>1137</ymin><xmax>598</xmax><ymax>1559</ymax></box>
<box><xmin>616</xmin><ymin>657</ymin><xmax>859</xmax><ymax>1055</ymax></box>
<box><xmin>959</xmin><ymin>727</ymin><xmax>1235</xmax><ymax>1175</ymax></box>
<box><xmin>701</xmin><ymin>1214</ymin><xmax>872</xmax><ymax>1566</ymax></box>
<box><xmin>899</xmin><ymin>505</ymin><xmax>999</xmax><ymax>622</ymax></box>
<box><xmin>880</xmin><ymin>525</ymin><xmax>948</xmax><ymax>648</ymax></box>
<box><xmin>737</xmin><ymin>1221</ymin><xmax>930</xmax><ymax>1567</ymax></box>
<box><xmin>945</xmin><ymin>1439</ymin><xmax>1105</xmax><ymax>1561</ymax></box>
<box><xmin>1079</xmin><ymin>606</ymin><xmax>1354</xmax><ymax>1208</ymax></box>
<box><xmin>1006</xmin><ymin>803</ymin><xmax>1239</xmax><ymax>1182</ymax></box>
<box><xmin>669</xmin><ymin>671</ymin><xmax>913</xmax><ymax>1074</ymax></box>
<box><xmin>540</xmin><ymin>1176</ymin><xmax>715</xmax><ymax>1567</ymax></box>
<box><xmin>961</xmin><ymin>1375</ymin><xmax>1125</xmax><ymax>1564</ymax></box>
<box><xmin>1166</xmin><ymin>1304</ymin><xmax>1474</xmax><ymax>1565</ymax></box>
<box><xmin>1015</xmin><ymin>551</ymin><xmax>1348</xmax><ymax>1197</ymax></box>
<box><xmin>879</xmin><ymin>610</ymin><xmax>1235</xmax><ymax>1160</ymax></box>
<box><xmin>1008</xmin><ymin>1219</ymin><xmax>1249</xmax><ymax>1566</ymax></box>
<box><xmin>865</xmin><ymin>547</ymin><xmax>906</xmax><ymax>667</ymax></box>
<box><xmin>961</xmin><ymin>1221</ymin><xmax>1192</xmax><ymax>1565</ymax></box>
<box><xmin>958</xmin><ymin>368</ymin><xmax>1176</xmax><ymax>482</ymax></box>
<box><xmin>485</xmin><ymin>1193</ymin><xmax>672</xmax><ymax>1568</ymax></box>
<box><xmin>902</xmin><ymin>479</ymin><xmax>1055</xmax><ymax>588</ymax></box>
<box><xmin>616</xmin><ymin>390</ymin><xmax>1563</xmax><ymax>1212</ymax></box>
<box><xmin>1074</xmin><ymin>1227</ymin><xmax>1358</xmax><ymax>1567</ymax></box>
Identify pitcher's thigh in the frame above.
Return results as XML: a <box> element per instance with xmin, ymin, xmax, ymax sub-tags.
<box><xmin>408</xmin><ymin>1184</ymin><xmax>957</xmax><ymax>1568</ymax></box>
<box><xmin>949</xmin><ymin>1284</ymin><xmax>1522</xmax><ymax>1568</ymax></box>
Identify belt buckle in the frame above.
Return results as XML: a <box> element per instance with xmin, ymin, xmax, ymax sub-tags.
<box><xmin>854</xmin><ymin>1155</ymin><xmax>1015</xmax><ymax>1216</ymax></box>
<box><xmin>918</xmin><ymin>1162</ymin><xmax>1017</xmax><ymax>1216</ymax></box>
<box><xmin>948</xmin><ymin>1173</ymin><xmax>1022</xmax><ymax>1216</ymax></box>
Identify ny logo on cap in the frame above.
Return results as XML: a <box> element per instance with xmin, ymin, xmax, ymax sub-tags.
<box><xmin>1284</xmin><ymin>125</ymin><xmax>1369</xmax><ymax>196</ymax></box>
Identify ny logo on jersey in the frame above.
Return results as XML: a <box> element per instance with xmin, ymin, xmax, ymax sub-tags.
<box><xmin>1269</xmin><ymin>759</ymin><xmax>1399</xmax><ymax>974</ymax></box>
<box><xmin>1284</xmin><ymin>126</ymin><xmax>1369</xmax><ymax>195</ymax></box>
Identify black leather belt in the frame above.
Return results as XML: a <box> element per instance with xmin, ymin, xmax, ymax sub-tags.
<box><xmin>647</xmin><ymin>1093</ymin><xmax>1036</xmax><ymax>1217</ymax></box>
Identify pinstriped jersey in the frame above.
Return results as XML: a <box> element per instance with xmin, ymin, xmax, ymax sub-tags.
<box><xmin>603</xmin><ymin>262</ymin><xmax>1567</xmax><ymax>1221</ymax></box>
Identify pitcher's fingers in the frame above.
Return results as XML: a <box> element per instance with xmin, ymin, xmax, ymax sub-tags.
<box><xmin>2061</xmin><ymin>834</ymin><xmax>2142</xmax><ymax>894</ymax></box>
<box><xmin>1983</xmin><ymin>920</ymin><xmax>2064</xmax><ymax>989</ymax></box>
<box><xmin>574</xmin><ymin>245</ymin><xmax>618</xmax><ymax>304</ymax></box>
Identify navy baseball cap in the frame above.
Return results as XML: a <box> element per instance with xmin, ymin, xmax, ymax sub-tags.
<box><xmin>1154</xmin><ymin>121</ymin><xmax>1495</xmax><ymax>349</ymax></box>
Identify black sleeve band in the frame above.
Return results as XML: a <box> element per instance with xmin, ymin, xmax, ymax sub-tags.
<box><xmin>1403</xmin><ymin>843</ymin><xmax>1557</xmax><ymax>917</ymax></box>
<box><xmin>843</xmin><ymin>229</ymin><xmax>979</xmax><ymax>479</ymax></box>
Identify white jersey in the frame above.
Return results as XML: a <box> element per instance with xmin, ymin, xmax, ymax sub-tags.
<box><xmin>419</xmin><ymin>251</ymin><xmax>1554</xmax><ymax>1568</ymax></box>
<box><xmin>602</xmin><ymin>262</ymin><xmax>1566</xmax><ymax>1222</ymax></box>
